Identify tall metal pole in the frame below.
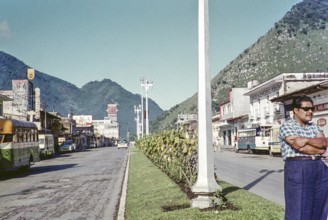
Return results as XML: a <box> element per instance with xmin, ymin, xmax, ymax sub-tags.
<box><xmin>192</xmin><ymin>0</ymin><xmax>221</xmax><ymax>209</ymax></box>
<box><xmin>142</xmin><ymin>80</ymin><xmax>153</xmax><ymax>135</ymax></box>
<box><xmin>44</xmin><ymin>100</ymin><xmax>47</xmax><ymax>133</ymax></box>
<box><xmin>140</xmin><ymin>78</ymin><xmax>144</xmax><ymax>137</ymax></box>
<box><xmin>134</xmin><ymin>105</ymin><xmax>141</xmax><ymax>140</ymax></box>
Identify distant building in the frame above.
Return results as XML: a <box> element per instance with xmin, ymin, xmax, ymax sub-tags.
<box><xmin>177</xmin><ymin>113</ymin><xmax>197</xmax><ymax>132</ymax></box>
<box><xmin>0</xmin><ymin>94</ymin><xmax>12</xmax><ymax>117</ymax></box>
<box><xmin>0</xmin><ymin>79</ymin><xmax>34</xmax><ymax>120</ymax></box>
<box><xmin>93</xmin><ymin>103</ymin><xmax>120</xmax><ymax>143</ymax></box>
<box><xmin>106</xmin><ymin>103</ymin><xmax>118</xmax><ymax>122</ymax></box>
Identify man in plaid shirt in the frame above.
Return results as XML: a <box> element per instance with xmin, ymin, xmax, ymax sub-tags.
<box><xmin>280</xmin><ymin>96</ymin><xmax>328</xmax><ymax>220</ymax></box>
<box><xmin>280</xmin><ymin>95</ymin><xmax>328</xmax><ymax>220</ymax></box>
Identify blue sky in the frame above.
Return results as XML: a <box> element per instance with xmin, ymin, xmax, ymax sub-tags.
<box><xmin>0</xmin><ymin>0</ymin><xmax>302</xmax><ymax>110</ymax></box>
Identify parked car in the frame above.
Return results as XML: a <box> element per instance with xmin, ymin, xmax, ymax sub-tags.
<box><xmin>117</xmin><ymin>140</ymin><xmax>128</xmax><ymax>149</ymax></box>
<box><xmin>89</xmin><ymin>141</ymin><xmax>97</xmax><ymax>148</ymax></box>
<box><xmin>59</xmin><ymin>140</ymin><xmax>76</xmax><ymax>152</ymax></box>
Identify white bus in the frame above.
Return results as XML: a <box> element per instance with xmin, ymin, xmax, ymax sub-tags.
<box><xmin>268</xmin><ymin>125</ymin><xmax>281</xmax><ymax>156</ymax></box>
<box><xmin>38</xmin><ymin>134</ymin><xmax>55</xmax><ymax>159</ymax></box>
<box><xmin>0</xmin><ymin>119</ymin><xmax>39</xmax><ymax>172</ymax></box>
<box><xmin>235</xmin><ymin>126</ymin><xmax>271</xmax><ymax>154</ymax></box>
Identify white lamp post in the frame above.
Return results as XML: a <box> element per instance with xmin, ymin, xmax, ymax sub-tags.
<box><xmin>141</xmin><ymin>80</ymin><xmax>153</xmax><ymax>135</ymax></box>
<box><xmin>191</xmin><ymin>0</ymin><xmax>222</xmax><ymax>209</ymax></box>
<box><xmin>134</xmin><ymin>105</ymin><xmax>141</xmax><ymax>139</ymax></box>
<box><xmin>140</xmin><ymin>78</ymin><xmax>145</xmax><ymax>137</ymax></box>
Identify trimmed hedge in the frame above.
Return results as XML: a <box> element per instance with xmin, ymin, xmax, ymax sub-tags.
<box><xmin>135</xmin><ymin>128</ymin><xmax>198</xmax><ymax>187</ymax></box>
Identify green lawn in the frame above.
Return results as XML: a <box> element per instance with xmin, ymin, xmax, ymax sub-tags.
<box><xmin>125</xmin><ymin>147</ymin><xmax>284</xmax><ymax>220</ymax></box>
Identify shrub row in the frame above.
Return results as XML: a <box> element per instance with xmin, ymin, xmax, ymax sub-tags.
<box><xmin>135</xmin><ymin>128</ymin><xmax>198</xmax><ymax>187</ymax></box>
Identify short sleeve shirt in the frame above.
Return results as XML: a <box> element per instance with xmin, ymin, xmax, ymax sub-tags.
<box><xmin>279</xmin><ymin>118</ymin><xmax>322</xmax><ymax>160</ymax></box>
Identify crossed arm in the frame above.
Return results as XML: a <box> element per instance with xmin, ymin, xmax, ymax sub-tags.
<box><xmin>285</xmin><ymin>133</ymin><xmax>327</xmax><ymax>155</ymax></box>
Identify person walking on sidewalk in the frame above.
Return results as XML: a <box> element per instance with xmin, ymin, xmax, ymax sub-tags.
<box><xmin>280</xmin><ymin>95</ymin><xmax>328</xmax><ymax>220</ymax></box>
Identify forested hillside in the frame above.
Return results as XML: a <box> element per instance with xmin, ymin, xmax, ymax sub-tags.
<box><xmin>153</xmin><ymin>0</ymin><xmax>328</xmax><ymax>132</ymax></box>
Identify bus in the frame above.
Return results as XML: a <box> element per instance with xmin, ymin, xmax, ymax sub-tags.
<box><xmin>0</xmin><ymin>118</ymin><xmax>40</xmax><ymax>172</ymax></box>
<box><xmin>38</xmin><ymin>134</ymin><xmax>55</xmax><ymax>159</ymax></box>
<box><xmin>235</xmin><ymin>126</ymin><xmax>271</xmax><ymax>154</ymax></box>
<box><xmin>268</xmin><ymin>125</ymin><xmax>281</xmax><ymax>156</ymax></box>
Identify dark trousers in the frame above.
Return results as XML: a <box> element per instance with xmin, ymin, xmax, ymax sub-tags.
<box><xmin>284</xmin><ymin>159</ymin><xmax>328</xmax><ymax>220</ymax></box>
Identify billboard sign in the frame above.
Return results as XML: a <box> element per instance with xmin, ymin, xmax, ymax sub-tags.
<box><xmin>73</xmin><ymin>115</ymin><xmax>93</xmax><ymax>127</ymax></box>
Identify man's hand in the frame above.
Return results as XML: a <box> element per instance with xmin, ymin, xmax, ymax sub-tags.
<box><xmin>292</xmin><ymin>138</ymin><xmax>307</xmax><ymax>150</ymax></box>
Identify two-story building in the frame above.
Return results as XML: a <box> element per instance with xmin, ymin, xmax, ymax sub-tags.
<box><xmin>271</xmin><ymin>79</ymin><xmax>328</xmax><ymax>135</ymax></box>
<box><xmin>218</xmin><ymin>88</ymin><xmax>250</xmax><ymax>146</ymax></box>
<box><xmin>244</xmin><ymin>72</ymin><xmax>328</xmax><ymax>127</ymax></box>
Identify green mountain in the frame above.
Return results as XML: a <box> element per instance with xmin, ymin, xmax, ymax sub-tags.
<box><xmin>0</xmin><ymin>51</ymin><xmax>164</xmax><ymax>139</ymax></box>
<box><xmin>152</xmin><ymin>0</ymin><xmax>328</xmax><ymax>131</ymax></box>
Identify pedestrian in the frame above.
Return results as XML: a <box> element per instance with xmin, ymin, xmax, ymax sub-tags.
<box><xmin>280</xmin><ymin>95</ymin><xmax>328</xmax><ymax>220</ymax></box>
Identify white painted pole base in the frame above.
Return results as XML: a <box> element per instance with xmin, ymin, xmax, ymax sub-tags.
<box><xmin>191</xmin><ymin>195</ymin><xmax>221</xmax><ymax>209</ymax></box>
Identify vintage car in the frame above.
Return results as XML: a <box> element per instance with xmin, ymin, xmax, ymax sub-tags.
<box><xmin>59</xmin><ymin>140</ymin><xmax>76</xmax><ymax>152</ymax></box>
<box><xmin>117</xmin><ymin>140</ymin><xmax>128</xmax><ymax>149</ymax></box>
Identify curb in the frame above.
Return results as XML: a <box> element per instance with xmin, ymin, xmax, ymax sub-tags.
<box><xmin>117</xmin><ymin>149</ymin><xmax>130</xmax><ymax>220</ymax></box>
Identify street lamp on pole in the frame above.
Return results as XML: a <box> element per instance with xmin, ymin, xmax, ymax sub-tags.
<box><xmin>141</xmin><ymin>80</ymin><xmax>153</xmax><ymax>135</ymax></box>
<box><xmin>134</xmin><ymin>105</ymin><xmax>141</xmax><ymax>140</ymax></box>
<box><xmin>140</xmin><ymin>78</ymin><xmax>145</xmax><ymax>137</ymax></box>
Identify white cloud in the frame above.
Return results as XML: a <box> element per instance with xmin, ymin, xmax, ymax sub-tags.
<box><xmin>0</xmin><ymin>20</ymin><xmax>12</xmax><ymax>38</ymax></box>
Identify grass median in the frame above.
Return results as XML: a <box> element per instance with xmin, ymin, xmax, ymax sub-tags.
<box><xmin>125</xmin><ymin>147</ymin><xmax>285</xmax><ymax>220</ymax></box>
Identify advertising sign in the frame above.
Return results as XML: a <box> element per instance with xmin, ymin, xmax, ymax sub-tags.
<box><xmin>317</xmin><ymin>118</ymin><xmax>327</xmax><ymax>127</ymax></box>
<box><xmin>27</xmin><ymin>68</ymin><xmax>35</xmax><ymax>80</ymax></box>
<box><xmin>73</xmin><ymin>115</ymin><xmax>93</xmax><ymax>127</ymax></box>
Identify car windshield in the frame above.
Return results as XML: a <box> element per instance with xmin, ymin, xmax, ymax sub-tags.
<box><xmin>64</xmin><ymin>140</ymin><xmax>72</xmax><ymax>145</ymax></box>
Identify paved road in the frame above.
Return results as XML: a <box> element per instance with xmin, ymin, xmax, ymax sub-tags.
<box><xmin>214</xmin><ymin>149</ymin><xmax>285</xmax><ymax>206</ymax></box>
<box><xmin>215</xmin><ymin>148</ymin><xmax>328</xmax><ymax>207</ymax></box>
<box><xmin>0</xmin><ymin>147</ymin><xmax>128</xmax><ymax>220</ymax></box>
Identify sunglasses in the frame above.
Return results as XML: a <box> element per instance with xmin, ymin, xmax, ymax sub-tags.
<box><xmin>298</xmin><ymin>107</ymin><xmax>315</xmax><ymax>112</ymax></box>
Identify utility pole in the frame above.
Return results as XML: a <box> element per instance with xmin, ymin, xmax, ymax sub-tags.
<box><xmin>191</xmin><ymin>0</ymin><xmax>221</xmax><ymax>209</ymax></box>
<box><xmin>141</xmin><ymin>80</ymin><xmax>153</xmax><ymax>135</ymax></box>
<box><xmin>134</xmin><ymin>105</ymin><xmax>141</xmax><ymax>140</ymax></box>
<box><xmin>140</xmin><ymin>78</ymin><xmax>144</xmax><ymax>137</ymax></box>
<box><xmin>43</xmin><ymin>100</ymin><xmax>48</xmax><ymax>133</ymax></box>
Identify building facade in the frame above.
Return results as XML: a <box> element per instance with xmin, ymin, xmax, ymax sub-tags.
<box><xmin>218</xmin><ymin>88</ymin><xmax>250</xmax><ymax>147</ymax></box>
<box><xmin>244</xmin><ymin>72</ymin><xmax>328</xmax><ymax>127</ymax></box>
<box><xmin>0</xmin><ymin>80</ymin><xmax>34</xmax><ymax>120</ymax></box>
<box><xmin>271</xmin><ymin>79</ymin><xmax>328</xmax><ymax>136</ymax></box>
<box><xmin>93</xmin><ymin>104</ymin><xmax>120</xmax><ymax>145</ymax></box>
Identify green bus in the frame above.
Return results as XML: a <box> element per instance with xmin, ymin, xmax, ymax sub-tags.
<box><xmin>0</xmin><ymin>118</ymin><xmax>40</xmax><ymax>172</ymax></box>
